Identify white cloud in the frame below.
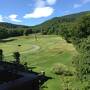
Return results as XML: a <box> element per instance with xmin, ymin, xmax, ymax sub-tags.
<box><xmin>64</xmin><ymin>10</ymin><xmax>70</xmax><ymax>13</ymax></box>
<box><xmin>73</xmin><ymin>4</ymin><xmax>82</xmax><ymax>8</ymax></box>
<box><xmin>9</xmin><ymin>14</ymin><xmax>22</xmax><ymax>22</ymax></box>
<box><xmin>24</xmin><ymin>7</ymin><xmax>54</xmax><ymax>18</ymax></box>
<box><xmin>36</xmin><ymin>0</ymin><xmax>57</xmax><ymax>7</ymax></box>
<box><xmin>46</xmin><ymin>0</ymin><xmax>57</xmax><ymax>5</ymax></box>
<box><xmin>82</xmin><ymin>0</ymin><xmax>90</xmax><ymax>4</ymax></box>
<box><xmin>36</xmin><ymin>0</ymin><xmax>46</xmax><ymax>7</ymax></box>
<box><xmin>0</xmin><ymin>15</ymin><xmax>4</xmax><ymax>22</ymax></box>
<box><xmin>24</xmin><ymin>0</ymin><xmax>55</xmax><ymax>19</ymax></box>
<box><xmin>73</xmin><ymin>0</ymin><xmax>90</xmax><ymax>8</ymax></box>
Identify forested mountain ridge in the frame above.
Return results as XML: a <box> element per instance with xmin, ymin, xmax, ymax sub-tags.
<box><xmin>0</xmin><ymin>11</ymin><xmax>90</xmax><ymax>39</ymax></box>
<box><xmin>32</xmin><ymin>11</ymin><xmax>90</xmax><ymax>34</ymax></box>
<box><xmin>0</xmin><ymin>22</ymin><xmax>33</xmax><ymax>39</ymax></box>
<box><xmin>0</xmin><ymin>22</ymin><xmax>29</xmax><ymax>29</ymax></box>
<box><xmin>41</xmin><ymin>11</ymin><xmax>90</xmax><ymax>25</ymax></box>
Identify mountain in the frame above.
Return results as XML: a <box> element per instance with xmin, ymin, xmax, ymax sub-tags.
<box><xmin>35</xmin><ymin>11</ymin><xmax>90</xmax><ymax>27</ymax></box>
<box><xmin>0</xmin><ymin>23</ymin><xmax>32</xmax><ymax>39</ymax></box>
<box><xmin>0</xmin><ymin>22</ymin><xmax>29</xmax><ymax>29</ymax></box>
<box><xmin>0</xmin><ymin>11</ymin><xmax>90</xmax><ymax>39</ymax></box>
<box><xmin>32</xmin><ymin>11</ymin><xmax>90</xmax><ymax>34</ymax></box>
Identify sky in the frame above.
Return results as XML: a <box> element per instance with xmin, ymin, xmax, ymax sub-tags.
<box><xmin>0</xmin><ymin>0</ymin><xmax>90</xmax><ymax>26</ymax></box>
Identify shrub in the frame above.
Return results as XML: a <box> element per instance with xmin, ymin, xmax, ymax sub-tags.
<box><xmin>0</xmin><ymin>49</ymin><xmax>4</xmax><ymax>61</ymax></box>
<box><xmin>52</xmin><ymin>63</ymin><xmax>75</xmax><ymax>76</ymax></box>
<box><xmin>13</xmin><ymin>52</ymin><xmax>20</xmax><ymax>63</ymax></box>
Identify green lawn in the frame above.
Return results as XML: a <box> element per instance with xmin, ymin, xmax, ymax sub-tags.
<box><xmin>0</xmin><ymin>35</ymin><xmax>77</xmax><ymax>90</ymax></box>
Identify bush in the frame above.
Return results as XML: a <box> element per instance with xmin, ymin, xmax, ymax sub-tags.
<box><xmin>13</xmin><ymin>52</ymin><xmax>20</xmax><ymax>63</ymax></box>
<box><xmin>0</xmin><ymin>49</ymin><xmax>3</xmax><ymax>61</ymax></box>
<box><xmin>52</xmin><ymin>63</ymin><xmax>75</xmax><ymax>76</ymax></box>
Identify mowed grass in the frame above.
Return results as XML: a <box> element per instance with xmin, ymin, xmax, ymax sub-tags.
<box><xmin>0</xmin><ymin>35</ymin><xmax>77</xmax><ymax>90</ymax></box>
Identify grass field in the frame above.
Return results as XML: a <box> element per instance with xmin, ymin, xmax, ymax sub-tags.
<box><xmin>0</xmin><ymin>35</ymin><xmax>77</xmax><ymax>90</ymax></box>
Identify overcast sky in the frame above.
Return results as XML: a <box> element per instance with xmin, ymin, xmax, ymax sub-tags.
<box><xmin>0</xmin><ymin>0</ymin><xmax>90</xmax><ymax>26</ymax></box>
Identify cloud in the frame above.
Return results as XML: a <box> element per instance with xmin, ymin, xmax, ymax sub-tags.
<box><xmin>23</xmin><ymin>0</ymin><xmax>56</xmax><ymax>19</ymax></box>
<box><xmin>82</xmin><ymin>0</ymin><xmax>90</xmax><ymax>4</ymax></box>
<box><xmin>73</xmin><ymin>0</ymin><xmax>90</xmax><ymax>8</ymax></box>
<box><xmin>36</xmin><ymin>0</ymin><xmax>46</xmax><ymax>7</ymax></box>
<box><xmin>24</xmin><ymin>7</ymin><xmax>54</xmax><ymax>18</ymax></box>
<box><xmin>9</xmin><ymin>14</ymin><xmax>22</xmax><ymax>22</ymax></box>
<box><xmin>46</xmin><ymin>0</ymin><xmax>57</xmax><ymax>5</ymax></box>
<box><xmin>73</xmin><ymin>4</ymin><xmax>82</xmax><ymax>8</ymax></box>
<box><xmin>0</xmin><ymin>15</ymin><xmax>4</xmax><ymax>22</ymax></box>
<box><xmin>36</xmin><ymin>0</ymin><xmax>57</xmax><ymax>7</ymax></box>
<box><xmin>64</xmin><ymin>10</ymin><xmax>70</xmax><ymax>13</ymax></box>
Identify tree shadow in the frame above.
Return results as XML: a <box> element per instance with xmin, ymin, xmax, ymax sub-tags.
<box><xmin>0</xmin><ymin>39</ymin><xmax>17</xmax><ymax>43</ymax></box>
<box><xmin>0</xmin><ymin>61</ymin><xmax>52</xmax><ymax>90</ymax></box>
<box><xmin>38</xmin><ymin>75</ymin><xmax>53</xmax><ymax>86</ymax></box>
<box><xmin>28</xmin><ymin>66</ymin><xmax>36</xmax><ymax>70</ymax></box>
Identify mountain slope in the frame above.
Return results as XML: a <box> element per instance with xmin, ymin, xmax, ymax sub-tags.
<box><xmin>32</xmin><ymin>11</ymin><xmax>90</xmax><ymax>34</ymax></box>
<box><xmin>0</xmin><ymin>23</ymin><xmax>32</xmax><ymax>39</ymax></box>
<box><xmin>0</xmin><ymin>11</ymin><xmax>90</xmax><ymax>39</ymax></box>
<box><xmin>0</xmin><ymin>22</ymin><xmax>29</xmax><ymax>29</ymax></box>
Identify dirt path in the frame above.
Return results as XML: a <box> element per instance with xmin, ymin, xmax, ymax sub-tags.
<box><xmin>5</xmin><ymin>45</ymin><xmax>40</xmax><ymax>57</ymax></box>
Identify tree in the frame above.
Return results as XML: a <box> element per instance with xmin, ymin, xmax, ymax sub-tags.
<box><xmin>13</xmin><ymin>52</ymin><xmax>20</xmax><ymax>64</ymax></box>
<box><xmin>24</xmin><ymin>29</ymin><xmax>32</xmax><ymax>36</ymax></box>
<box><xmin>0</xmin><ymin>27</ymin><xmax>8</xmax><ymax>39</ymax></box>
<box><xmin>72</xmin><ymin>14</ymin><xmax>90</xmax><ymax>81</ymax></box>
<box><xmin>0</xmin><ymin>49</ymin><xmax>4</xmax><ymax>61</ymax></box>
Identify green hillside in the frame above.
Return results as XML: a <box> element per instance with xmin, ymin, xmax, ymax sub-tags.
<box><xmin>0</xmin><ymin>22</ymin><xmax>29</xmax><ymax>28</ymax></box>
<box><xmin>0</xmin><ymin>22</ymin><xmax>33</xmax><ymax>39</ymax></box>
<box><xmin>0</xmin><ymin>11</ymin><xmax>90</xmax><ymax>39</ymax></box>
<box><xmin>32</xmin><ymin>11</ymin><xmax>90</xmax><ymax>35</ymax></box>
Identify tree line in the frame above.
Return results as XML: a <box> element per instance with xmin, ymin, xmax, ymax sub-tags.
<box><xmin>0</xmin><ymin>26</ymin><xmax>33</xmax><ymax>39</ymax></box>
<box><xmin>0</xmin><ymin>11</ymin><xmax>89</xmax><ymax>40</ymax></box>
<box><xmin>32</xmin><ymin>11</ymin><xmax>90</xmax><ymax>35</ymax></box>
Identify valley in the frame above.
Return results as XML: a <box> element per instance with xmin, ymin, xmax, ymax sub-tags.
<box><xmin>0</xmin><ymin>35</ymin><xmax>76</xmax><ymax>90</ymax></box>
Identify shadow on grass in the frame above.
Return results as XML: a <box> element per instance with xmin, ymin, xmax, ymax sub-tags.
<box><xmin>0</xmin><ymin>61</ymin><xmax>52</xmax><ymax>90</ymax></box>
<box><xmin>0</xmin><ymin>39</ymin><xmax>17</xmax><ymax>43</ymax></box>
<box><xmin>28</xmin><ymin>66</ymin><xmax>37</xmax><ymax>70</ymax></box>
<box><xmin>39</xmin><ymin>75</ymin><xmax>53</xmax><ymax>85</ymax></box>
<box><xmin>27</xmin><ymin>66</ymin><xmax>53</xmax><ymax>86</ymax></box>
<box><xmin>39</xmin><ymin>75</ymin><xmax>53</xmax><ymax>90</ymax></box>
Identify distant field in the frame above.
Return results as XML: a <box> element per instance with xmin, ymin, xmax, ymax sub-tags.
<box><xmin>0</xmin><ymin>35</ymin><xmax>77</xmax><ymax>90</ymax></box>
